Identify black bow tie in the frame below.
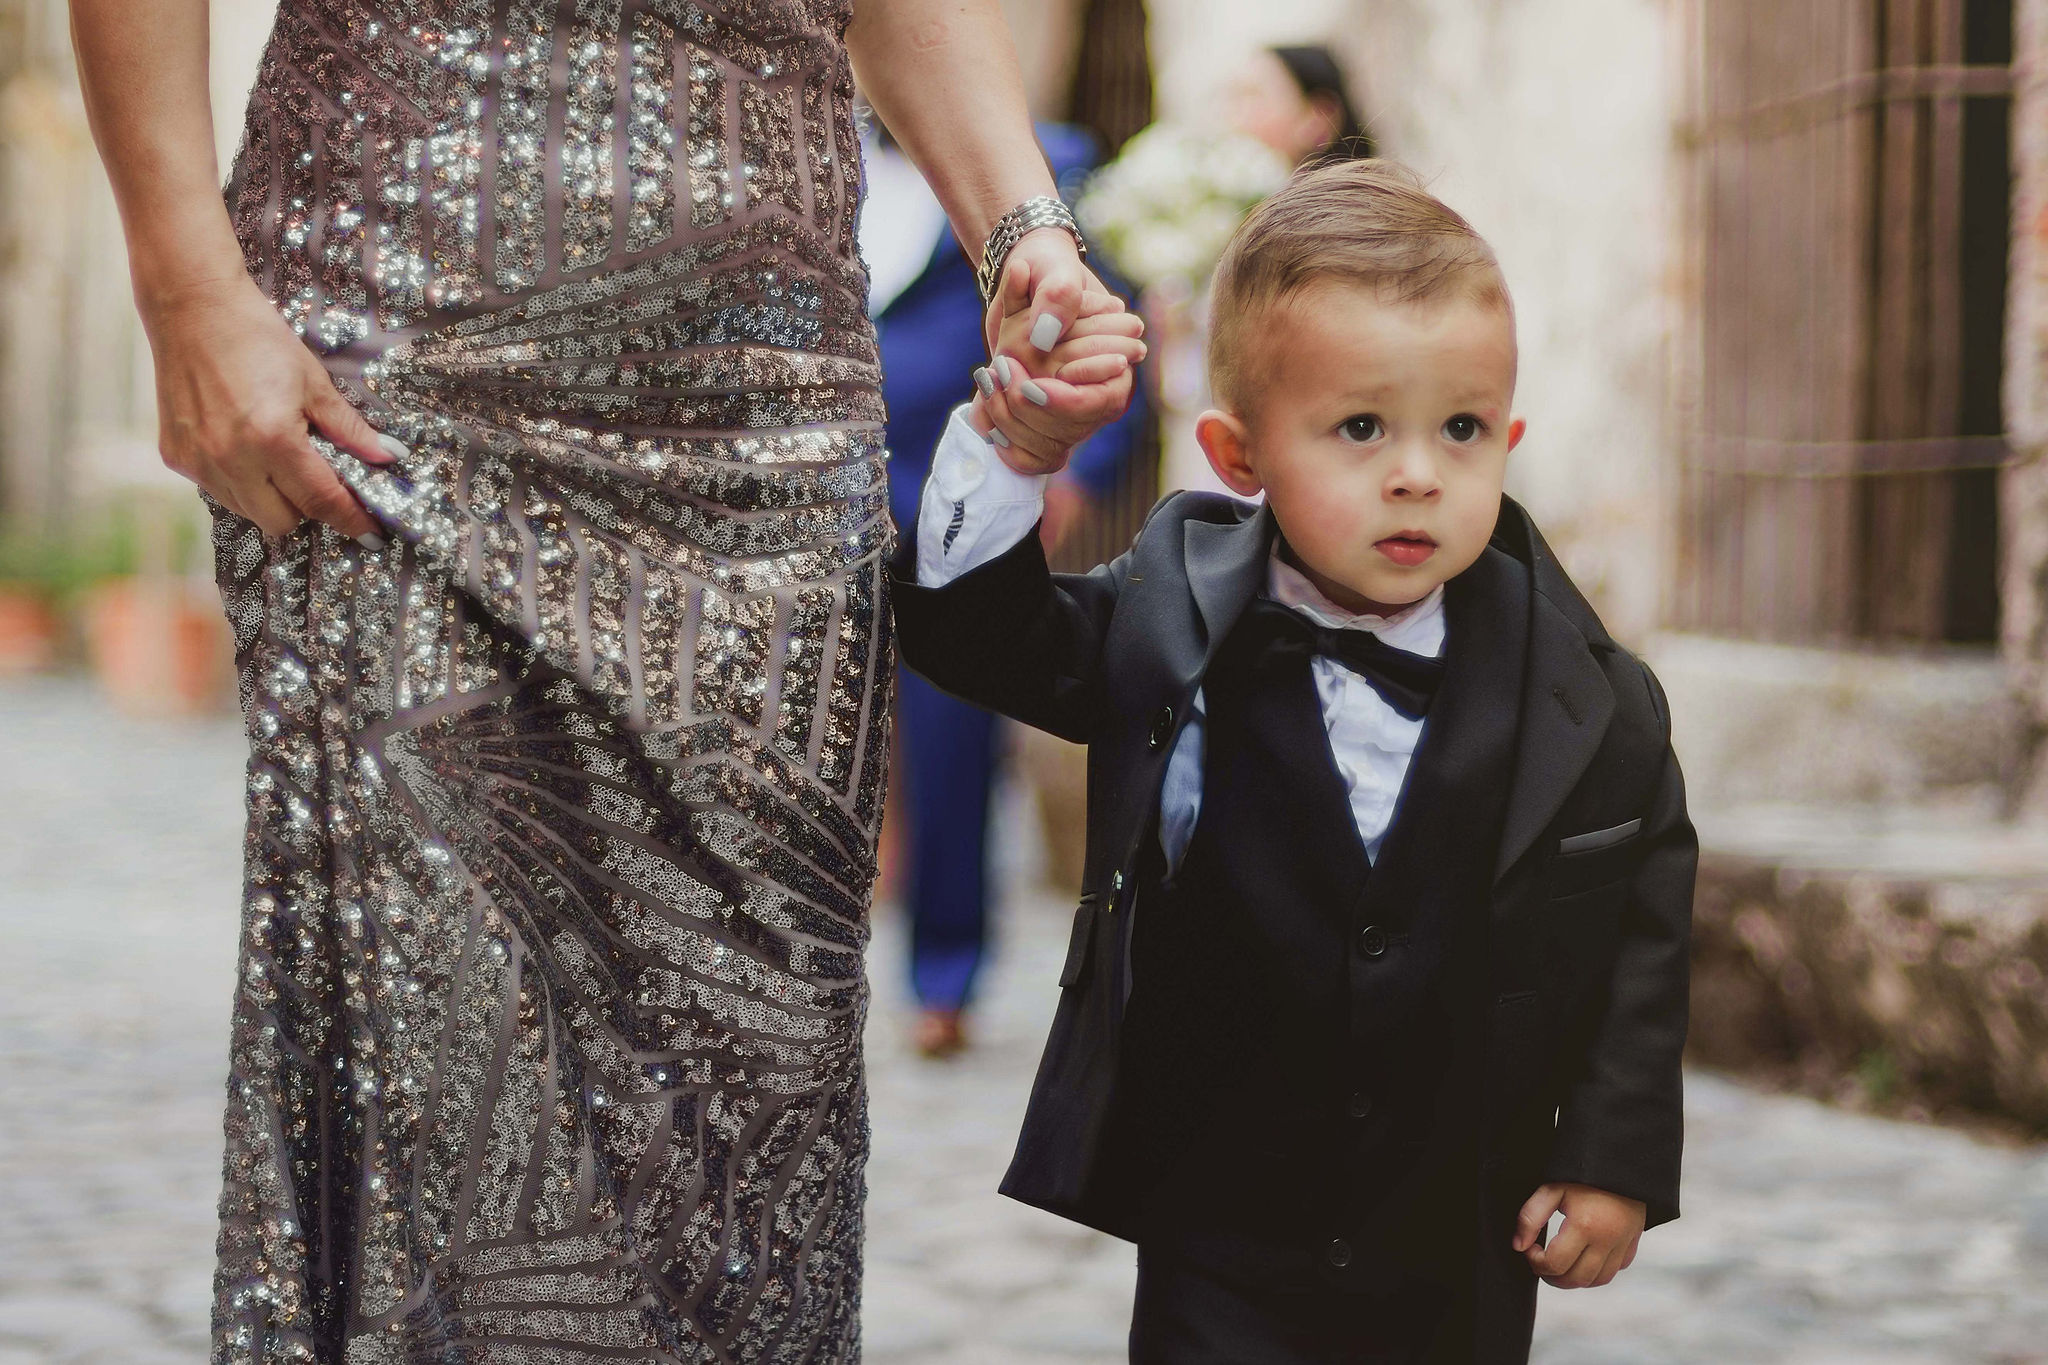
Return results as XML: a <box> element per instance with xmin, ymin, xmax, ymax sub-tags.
<box><xmin>1237</xmin><ymin>599</ymin><xmax>1446</xmax><ymax>721</ymax></box>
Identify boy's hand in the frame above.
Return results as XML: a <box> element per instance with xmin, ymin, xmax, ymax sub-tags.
<box><xmin>1513</xmin><ymin>1182</ymin><xmax>1645</xmax><ymax>1289</ymax></box>
<box><xmin>969</xmin><ymin>299</ymin><xmax>1145</xmax><ymax>476</ymax></box>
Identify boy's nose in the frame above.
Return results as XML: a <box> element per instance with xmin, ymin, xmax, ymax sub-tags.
<box><xmin>1385</xmin><ymin>446</ymin><xmax>1443</xmax><ymax>498</ymax></box>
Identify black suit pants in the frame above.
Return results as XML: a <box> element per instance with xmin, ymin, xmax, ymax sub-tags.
<box><xmin>1129</xmin><ymin>1248</ymin><xmax>1449</xmax><ymax>1365</ymax></box>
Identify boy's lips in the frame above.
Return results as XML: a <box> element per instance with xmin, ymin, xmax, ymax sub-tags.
<box><xmin>1374</xmin><ymin>531</ymin><xmax>1437</xmax><ymax>568</ymax></box>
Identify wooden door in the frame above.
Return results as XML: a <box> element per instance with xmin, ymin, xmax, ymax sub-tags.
<box><xmin>1675</xmin><ymin>0</ymin><xmax>2013</xmax><ymax>645</ymax></box>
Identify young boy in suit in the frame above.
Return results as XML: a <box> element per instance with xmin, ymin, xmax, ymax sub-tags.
<box><xmin>894</xmin><ymin>159</ymin><xmax>1697</xmax><ymax>1364</ymax></box>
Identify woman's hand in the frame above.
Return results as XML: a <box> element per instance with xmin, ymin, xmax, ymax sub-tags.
<box><xmin>969</xmin><ymin>302</ymin><xmax>1145</xmax><ymax>476</ymax></box>
<box><xmin>143</xmin><ymin>276</ymin><xmax>395</xmax><ymax>544</ymax></box>
<box><xmin>982</xmin><ymin>226</ymin><xmax>1105</xmax><ymax>358</ymax></box>
<box><xmin>70</xmin><ymin>0</ymin><xmax>393</xmax><ymax>544</ymax></box>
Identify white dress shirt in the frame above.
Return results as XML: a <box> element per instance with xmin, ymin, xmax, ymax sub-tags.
<box><xmin>916</xmin><ymin>406</ymin><xmax>1447</xmax><ymax>870</ymax></box>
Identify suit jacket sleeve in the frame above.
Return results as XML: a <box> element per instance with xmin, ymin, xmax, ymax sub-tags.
<box><xmin>1542</xmin><ymin>665</ymin><xmax>1697</xmax><ymax>1228</ymax></box>
<box><xmin>891</xmin><ymin>516</ymin><xmax>1131</xmax><ymax>747</ymax></box>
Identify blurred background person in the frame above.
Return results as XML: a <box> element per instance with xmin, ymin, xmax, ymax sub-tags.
<box><xmin>864</xmin><ymin>119</ymin><xmax>1148</xmax><ymax>1057</ymax></box>
<box><xmin>1081</xmin><ymin>43</ymin><xmax>1373</xmax><ymax>495</ymax></box>
<box><xmin>1228</xmin><ymin>43</ymin><xmax>1371</xmax><ymax>167</ymax></box>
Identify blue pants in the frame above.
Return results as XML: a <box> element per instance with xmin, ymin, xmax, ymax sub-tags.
<box><xmin>895</xmin><ymin>668</ymin><xmax>1000</xmax><ymax>1010</ymax></box>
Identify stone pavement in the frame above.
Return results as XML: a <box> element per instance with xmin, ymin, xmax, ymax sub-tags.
<box><xmin>1</xmin><ymin>677</ymin><xmax>2045</xmax><ymax>1364</ymax></box>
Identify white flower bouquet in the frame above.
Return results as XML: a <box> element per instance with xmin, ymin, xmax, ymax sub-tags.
<box><xmin>1076</xmin><ymin>123</ymin><xmax>1292</xmax><ymax>291</ymax></box>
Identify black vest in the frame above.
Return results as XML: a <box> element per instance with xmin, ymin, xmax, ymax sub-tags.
<box><xmin>1098</xmin><ymin>547</ymin><xmax>1532</xmax><ymax>1290</ymax></box>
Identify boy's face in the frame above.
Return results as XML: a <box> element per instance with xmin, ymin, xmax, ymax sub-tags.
<box><xmin>1199</xmin><ymin>283</ymin><xmax>1524</xmax><ymax>617</ymax></box>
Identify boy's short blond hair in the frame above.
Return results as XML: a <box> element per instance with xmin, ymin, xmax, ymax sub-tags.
<box><xmin>1207</xmin><ymin>159</ymin><xmax>1510</xmax><ymax>411</ymax></box>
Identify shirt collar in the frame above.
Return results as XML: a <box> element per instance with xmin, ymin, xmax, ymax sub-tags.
<box><xmin>1265</xmin><ymin>549</ymin><xmax>1448</xmax><ymax>659</ymax></box>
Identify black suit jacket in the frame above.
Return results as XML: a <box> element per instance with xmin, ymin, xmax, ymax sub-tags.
<box><xmin>891</xmin><ymin>492</ymin><xmax>1697</xmax><ymax>1362</ymax></box>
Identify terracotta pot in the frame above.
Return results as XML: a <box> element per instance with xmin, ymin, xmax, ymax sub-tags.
<box><xmin>81</xmin><ymin>577</ymin><xmax>234</xmax><ymax>716</ymax></box>
<box><xmin>0</xmin><ymin>589</ymin><xmax>61</xmax><ymax>675</ymax></box>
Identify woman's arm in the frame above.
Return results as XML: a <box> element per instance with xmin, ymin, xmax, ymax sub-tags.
<box><xmin>69</xmin><ymin>0</ymin><xmax>389</xmax><ymax>541</ymax></box>
<box><xmin>845</xmin><ymin>0</ymin><xmax>1051</xmax><ymax>261</ymax></box>
<box><xmin>847</xmin><ymin>0</ymin><xmax>1134</xmax><ymax>441</ymax></box>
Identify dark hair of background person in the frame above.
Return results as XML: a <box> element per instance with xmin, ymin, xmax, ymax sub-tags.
<box><xmin>1270</xmin><ymin>44</ymin><xmax>1374</xmax><ymax>164</ymax></box>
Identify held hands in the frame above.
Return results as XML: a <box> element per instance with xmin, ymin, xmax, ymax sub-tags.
<box><xmin>143</xmin><ymin>274</ymin><xmax>395</xmax><ymax>545</ymax></box>
<box><xmin>972</xmin><ymin>229</ymin><xmax>1145</xmax><ymax>477</ymax></box>
<box><xmin>1513</xmin><ymin>1182</ymin><xmax>1646</xmax><ymax>1289</ymax></box>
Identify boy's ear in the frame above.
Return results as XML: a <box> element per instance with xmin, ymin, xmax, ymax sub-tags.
<box><xmin>1197</xmin><ymin>409</ymin><xmax>1263</xmax><ymax>497</ymax></box>
<box><xmin>1508</xmin><ymin>417</ymin><xmax>1527</xmax><ymax>453</ymax></box>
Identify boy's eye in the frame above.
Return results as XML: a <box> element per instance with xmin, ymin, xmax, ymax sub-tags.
<box><xmin>1338</xmin><ymin>415</ymin><xmax>1383</xmax><ymax>444</ymax></box>
<box><xmin>1444</xmin><ymin>415</ymin><xmax>1485</xmax><ymax>443</ymax></box>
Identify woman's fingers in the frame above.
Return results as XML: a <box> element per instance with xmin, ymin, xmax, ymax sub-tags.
<box><xmin>266</xmin><ymin>435</ymin><xmax>383</xmax><ymax>540</ymax></box>
<box><xmin>1016</xmin><ymin>237</ymin><xmax>1084</xmax><ymax>351</ymax></box>
<box><xmin>986</xmin><ymin>286</ymin><xmax>1134</xmax><ymax>360</ymax></box>
<box><xmin>995</xmin><ymin>360</ymin><xmax>1133</xmax><ymax>429</ymax></box>
<box><xmin>303</xmin><ymin>362</ymin><xmax>393</xmax><ymax>467</ymax></box>
<box><xmin>219</xmin><ymin>473</ymin><xmax>303</xmax><ymax>540</ymax></box>
<box><xmin>985</xmin><ymin>228</ymin><xmax>1106</xmax><ymax>356</ymax></box>
<box><xmin>1074</xmin><ymin>287</ymin><xmax>1127</xmax><ymax>318</ymax></box>
<box><xmin>975</xmin><ymin>387</ymin><xmax>1069</xmax><ymax>475</ymax></box>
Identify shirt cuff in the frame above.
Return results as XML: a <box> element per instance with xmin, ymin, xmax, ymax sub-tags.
<box><xmin>914</xmin><ymin>404</ymin><xmax>1049</xmax><ymax>589</ymax></box>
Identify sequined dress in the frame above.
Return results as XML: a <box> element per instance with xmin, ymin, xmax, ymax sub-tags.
<box><xmin>210</xmin><ymin>4</ymin><xmax>888</xmax><ymax>1360</ymax></box>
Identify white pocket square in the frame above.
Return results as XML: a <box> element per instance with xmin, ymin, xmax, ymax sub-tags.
<box><xmin>1557</xmin><ymin>819</ymin><xmax>1643</xmax><ymax>855</ymax></box>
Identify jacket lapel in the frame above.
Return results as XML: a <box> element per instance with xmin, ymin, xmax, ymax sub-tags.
<box><xmin>1491</xmin><ymin>503</ymin><xmax>1616</xmax><ymax>881</ymax></box>
<box><xmin>1140</xmin><ymin>493</ymin><xmax>1614</xmax><ymax>882</ymax></box>
<box><xmin>1182</xmin><ymin>504</ymin><xmax>1277</xmax><ymax>677</ymax></box>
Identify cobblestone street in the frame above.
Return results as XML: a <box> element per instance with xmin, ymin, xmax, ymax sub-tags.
<box><xmin>1</xmin><ymin>678</ymin><xmax>2045</xmax><ymax>1364</ymax></box>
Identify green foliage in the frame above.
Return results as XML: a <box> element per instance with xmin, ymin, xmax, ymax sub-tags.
<box><xmin>1855</xmin><ymin>1048</ymin><xmax>1901</xmax><ymax>1105</ymax></box>
<box><xmin>0</xmin><ymin>496</ymin><xmax>208</xmax><ymax>601</ymax></box>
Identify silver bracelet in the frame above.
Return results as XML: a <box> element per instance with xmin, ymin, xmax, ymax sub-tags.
<box><xmin>974</xmin><ymin>195</ymin><xmax>1086</xmax><ymax>304</ymax></box>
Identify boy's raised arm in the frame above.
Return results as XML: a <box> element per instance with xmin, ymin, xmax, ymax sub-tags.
<box><xmin>891</xmin><ymin>407</ymin><xmax>1136</xmax><ymax>745</ymax></box>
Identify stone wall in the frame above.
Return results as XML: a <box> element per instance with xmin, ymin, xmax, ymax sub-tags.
<box><xmin>1649</xmin><ymin>634</ymin><xmax>2025</xmax><ymax>809</ymax></box>
<box><xmin>1690</xmin><ymin>853</ymin><xmax>2048</xmax><ymax>1134</ymax></box>
<box><xmin>1325</xmin><ymin>0</ymin><xmax>1679</xmax><ymax>646</ymax></box>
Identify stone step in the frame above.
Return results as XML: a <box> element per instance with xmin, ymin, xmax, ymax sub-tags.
<box><xmin>1690</xmin><ymin>802</ymin><xmax>2048</xmax><ymax>1133</ymax></box>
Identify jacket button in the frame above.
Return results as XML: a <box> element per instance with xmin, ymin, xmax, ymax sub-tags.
<box><xmin>1147</xmin><ymin>705</ymin><xmax>1176</xmax><ymax>751</ymax></box>
<box><xmin>1325</xmin><ymin>1238</ymin><xmax>1353</xmax><ymax>1268</ymax></box>
<box><xmin>1357</xmin><ymin>925</ymin><xmax>1388</xmax><ymax>959</ymax></box>
<box><xmin>1347</xmin><ymin>1091</ymin><xmax>1373</xmax><ymax>1119</ymax></box>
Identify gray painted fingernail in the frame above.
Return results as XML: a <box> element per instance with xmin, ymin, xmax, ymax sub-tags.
<box><xmin>990</xmin><ymin>428</ymin><xmax>1011</xmax><ymax>448</ymax></box>
<box><xmin>973</xmin><ymin>367</ymin><xmax>995</xmax><ymax>397</ymax></box>
<box><xmin>376</xmin><ymin>434</ymin><xmax>409</xmax><ymax>461</ymax></box>
<box><xmin>356</xmin><ymin>532</ymin><xmax>388</xmax><ymax>552</ymax></box>
<box><xmin>1020</xmin><ymin>380</ymin><xmax>1049</xmax><ymax>406</ymax></box>
<box><xmin>1030</xmin><ymin>312</ymin><xmax>1064</xmax><ymax>351</ymax></box>
<box><xmin>992</xmin><ymin>356</ymin><xmax>1014</xmax><ymax>387</ymax></box>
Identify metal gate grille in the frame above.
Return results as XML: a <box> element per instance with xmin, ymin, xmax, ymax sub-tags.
<box><xmin>1674</xmin><ymin>0</ymin><xmax>2014</xmax><ymax>644</ymax></box>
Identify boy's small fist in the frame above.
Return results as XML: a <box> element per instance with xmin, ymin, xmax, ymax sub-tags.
<box><xmin>1513</xmin><ymin>1182</ymin><xmax>1645</xmax><ymax>1290</ymax></box>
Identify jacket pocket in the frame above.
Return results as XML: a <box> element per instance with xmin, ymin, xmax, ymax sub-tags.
<box><xmin>1557</xmin><ymin>818</ymin><xmax>1642</xmax><ymax>854</ymax></box>
<box><xmin>1059</xmin><ymin>896</ymin><xmax>1100</xmax><ymax>988</ymax></box>
<box><xmin>1547</xmin><ymin>827</ymin><xmax>1642</xmax><ymax>898</ymax></box>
